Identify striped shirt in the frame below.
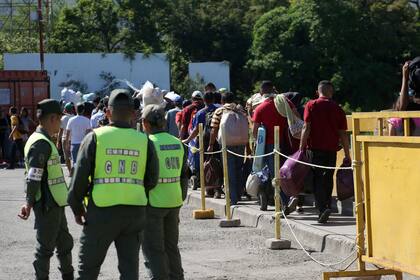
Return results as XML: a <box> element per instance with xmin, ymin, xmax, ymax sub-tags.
<box><xmin>210</xmin><ymin>103</ymin><xmax>247</xmax><ymax>129</ymax></box>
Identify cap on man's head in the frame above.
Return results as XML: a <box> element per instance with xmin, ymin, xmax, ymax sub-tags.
<box><xmin>218</xmin><ymin>88</ymin><xmax>227</xmax><ymax>94</ymax></box>
<box><xmin>109</xmin><ymin>89</ymin><xmax>134</xmax><ymax>108</ymax></box>
<box><xmin>64</xmin><ymin>102</ymin><xmax>74</xmax><ymax>112</ymax></box>
<box><xmin>174</xmin><ymin>95</ymin><xmax>183</xmax><ymax>103</ymax></box>
<box><xmin>37</xmin><ymin>99</ymin><xmax>62</xmax><ymax>119</ymax></box>
<box><xmin>192</xmin><ymin>90</ymin><xmax>203</xmax><ymax>99</ymax></box>
<box><xmin>141</xmin><ymin>104</ymin><xmax>166</xmax><ymax>128</ymax></box>
<box><xmin>182</xmin><ymin>100</ymin><xmax>192</xmax><ymax>108</ymax></box>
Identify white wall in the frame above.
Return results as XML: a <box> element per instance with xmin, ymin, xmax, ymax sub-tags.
<box><xmin>4</xmin><ymin>53</ymin><xmax>170</xmax><ymax>100</ymax></box>
<box><xmin>189</xmin><ymin>61</ymin><xmax>230</xmax><ymax>91</ymax></box>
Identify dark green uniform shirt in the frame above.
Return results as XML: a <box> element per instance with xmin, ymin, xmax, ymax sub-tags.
<box><xmin>67</xmin><ymin>121</ymin><xmax>161</xmax><ymax>216</ymax></box>
<box><xmin>25</xmin><ymin>127</ymin><xmax>57</xmax><ymax>208</ymax></box>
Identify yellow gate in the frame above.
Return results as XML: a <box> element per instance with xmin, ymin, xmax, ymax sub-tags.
<box><xmin>324</xmin><ymin>111</ymin><xmax>420</xmax><ymax>279</ymax></box>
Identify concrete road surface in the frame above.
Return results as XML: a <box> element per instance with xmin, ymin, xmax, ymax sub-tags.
<box><xmin>0</xmin><ymin>169</ymin><xmax>417</xmax><ymax>279</ymax></box>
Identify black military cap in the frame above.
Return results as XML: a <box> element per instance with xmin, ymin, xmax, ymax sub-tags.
<box><xmin>36</xmin><ymin>99</ymin><xmax>62</xmax><ymax>118</ymax></box>
<box><xmin>109</xmin><ymin>89</ymin><xmax>134</xmax><ymax>108</ymax></box>
<box><xmin>141</xmin><ymin>104</ymin><xmax>166</xmax><ymax>127</ymax></box>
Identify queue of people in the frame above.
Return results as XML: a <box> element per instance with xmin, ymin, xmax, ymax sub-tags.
<box><xmin>13</xmin><ymin>57</ymin><xmax>420</xmax><ymax>279</ymax></box>
<box><xmin>179</xmin><ymin>81</ymin><xmax>348</xmax><ymax>223</ymax></box>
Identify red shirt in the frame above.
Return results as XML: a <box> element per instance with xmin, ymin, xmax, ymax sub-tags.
<box><xmin>252</xmin><ymin>98</ymin><xmax>290</xmax><ymax>145</ymax></box>
<box><xmin>175</xmin><ymin>111</ymin><xmax>182</xmax><ymax>125</ymax></box>
<box><xmin>180</xmin><ymin>101</ymin><xmax>204</xmax><ymax>139</ymax></box>
<box><xmin>304</xmin><ymin>96</ymin><xmax>347</xmax><ymax>152</ymax></box>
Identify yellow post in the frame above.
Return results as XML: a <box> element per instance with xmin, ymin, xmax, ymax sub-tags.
<box><xmin>351</xmin><ymin>117</ymin><xmax>366</xmax><ymax>271</ymax></box>
<box><xmin>274</xmin><ymin>126</ymin><xmax>281</xmax><ymax>239</ymax></box>
<box><xmin>404</xmin><ymin>118</ymin><xmax>410</xmax><ymax>136</ymax></box>
<box><xmin>221</xmin><ymin>125</ymin><xmax>231</xmax><ymax>220</ymax></box>
<box><xmin>265</xmin><ymin>126</ymin><xmax>290</xmax><ymax>249</ymax></box>
<box><xmin>198</xmin><ymin>124</ymin><xmax>206</xmax><ymax>210</ymax></box>
<box><xmin>192</xmin><ymin>123</ymin><xmax>214</xmax><ymax>219</ymax></box>
<box><xmin>377</xmin><ymin>118</ymin><xmax>383</xmax><ymax>136</ymax></box>
<box><xmin>219</xmin><ymin>125</ymin><xmax>240</xmax><ymax>227</ymax></box>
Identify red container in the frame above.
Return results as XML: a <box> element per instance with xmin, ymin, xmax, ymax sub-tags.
<box><xmin>0</xmin><ymin>70</ymin><xmax>50</xmax><ymax>123</ymax></box>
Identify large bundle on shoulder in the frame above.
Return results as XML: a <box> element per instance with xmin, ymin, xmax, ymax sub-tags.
<box><xmin>273</xmin><ymin>94</ymin><xmax>304</xmax><ymax>139</ymax></box>
<box><xmin>217</xmin><ymin>105</ymin><xmax>249</xmax><ymax>146</ymax></box>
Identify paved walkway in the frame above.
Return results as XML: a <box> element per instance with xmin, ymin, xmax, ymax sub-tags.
<box><xmin>186</xmin><ymin>191</ymin><xmax>357</xmax><ymax>258</ymax></box>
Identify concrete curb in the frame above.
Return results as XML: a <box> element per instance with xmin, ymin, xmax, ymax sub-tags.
<box><xmin>186</xmin><ymin>192</ymin><xmax>356</xmax><ymax>258</ymax></box>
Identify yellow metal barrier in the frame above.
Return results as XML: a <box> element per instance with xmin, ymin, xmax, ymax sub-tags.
<box><xmin>346</xmin><ymin>115</ymin><xmax>378</xmax><ymax>133</ymax></box>
<box><xmin>323</xmin><ymin>111</ymin><xmax>420</xmax><ymax>279</ymax></box>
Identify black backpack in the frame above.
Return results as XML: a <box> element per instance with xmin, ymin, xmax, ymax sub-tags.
<box><xmin>203</xmin><ymin>108</ymin><xmax>217</xmax><ymax>148</ymax></box>
<box><xmin>409</xmin><ymin>56</ymin><xmax>420</xmax><ymax>94</ymax></box>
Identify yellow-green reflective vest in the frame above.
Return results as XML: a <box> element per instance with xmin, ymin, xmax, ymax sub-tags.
<box><xmin>24</xmin><ymin>132</ymin><xmax>68</xmax><ymax>206</ymax></box>
<box><xmin>149</xmin><ymin>132</ymin><xmax>184</xmax><ymax>208</ymax></box>
<box><xmin>93</xmin><ymin>126</ymin><xmax>148</xmax><ymax>207</ymax></box>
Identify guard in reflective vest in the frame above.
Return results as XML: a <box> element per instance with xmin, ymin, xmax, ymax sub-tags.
<box><xmin>141</xmin><ymin>104</ymin><xmax>189</xmax><ymax>280</ymax></box>
<box><xmin>67</xmin><ymin>89</ymin><xmax>159</xmax><ymax>280</ymax></box>
<box><xmin>18</xmin><ymin>99</ymin><xmax>74</xmax><ymax>280</ymax></box>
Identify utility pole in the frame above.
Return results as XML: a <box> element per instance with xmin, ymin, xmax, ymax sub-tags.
<box><xmin>37</xmin><ymin>0</ymin><xmax>45</xmax><ymax>71</ymax></box>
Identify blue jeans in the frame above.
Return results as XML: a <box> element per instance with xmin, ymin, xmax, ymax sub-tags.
<box><xmin>264</xmin><ymin>144</ymin><xmax>289</xmax><ymax>205</ymax></box>
<box><xmin>70</xmin><ymin>144</ymin><xmax>81</xmax><ymax>165</ymax></box>
<box><xmin>225</xmin><ymin>145</ymin><xmax>245</xmax><ymax>205</ymax></box>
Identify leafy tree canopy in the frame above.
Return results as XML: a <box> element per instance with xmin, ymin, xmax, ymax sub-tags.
<box><xmin>248</xmin><ymin>0</ymin><xmax>420</xmax><ymax>110</ymax></box>
<box><xmin>2</xmin><ymin>0</ymin><xmax>419</xmax><ymax>110</ymax></box>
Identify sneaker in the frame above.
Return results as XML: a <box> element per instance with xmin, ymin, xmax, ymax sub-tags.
<box><xmin>244</xmin><ymin>192</ymin><xmax>252</xmax><ymax>201</ymax></box>
<box><xmin>296</xmin><ymin>206</ymin><xmax>304</xmax><ymax>214</ymax></box>
<box><xmin>214</xmin><ymin>189</ymin><xmax>222</xmax><ymax>199</ymax></box>
<box><xmin>286</xmin><ymin>197</ymin><xmax>299</xmax><ymax>214</ymax></box>
<box><xmin>283</xmin><ymin>206</ymin><xmax>290</xmax><ymax>216</ymax></box>
<box><xmin>318</xmin><ymin>209</ymin><xmax>331</xmax><ymax>224</ymax></box>
<box><xmin>190</xmin><ymin>176</ymin><xmax>199</xmax><ymax>190</ymax></box>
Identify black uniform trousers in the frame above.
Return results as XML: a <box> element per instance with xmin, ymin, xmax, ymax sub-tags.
<box><xmin>77</xmin><ymin>205</ymin><xmax>146</xmax><ymax>280</ymax></box>
<box><xmin>33</xmin><ymin>203</ymin><xmax>74</xmax><ymax>279</ymax></box>
<box><xmin>308</xmin><ymin>150</ymin><xmax>337</xmax><ymax>214</ymax></box>
<box><xmin>142</xmin><ymin>207</ymin><xmax>184</xmax><ymax>280</ymax></box>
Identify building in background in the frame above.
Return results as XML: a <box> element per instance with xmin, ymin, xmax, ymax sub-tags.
<box><xmin>189</xmin><ymin>61</ymin><xmax>230</xmax><ymax>91</ymax></box>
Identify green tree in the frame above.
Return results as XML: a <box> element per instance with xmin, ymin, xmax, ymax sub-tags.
<box><xmin>248</xmin><ymin>0</ymin><xmax>420</xmax><ymax>110</ymax></box>
<box><xmin>49</xmin><ymin>0</ymin><xmax>167</xmax><ymax>53</ymax></box>
<box><xmin>46</xmin><ymin>0</ymin><xmax>289</xmax><ymax>99</ymax></box>
<box><xmin>0</xmin><ymin>32</ymin><xmax>39</xmax><ymax>69</ymax></box>
<box><xmin>49</xmin><ymin>0</ymin><xmax>125</xmax><ymax>52</ymax></box>
<box><xmin>159</xmin><ymin>0</ymin><xmax>288</xmax><ymax>98</ymax></box>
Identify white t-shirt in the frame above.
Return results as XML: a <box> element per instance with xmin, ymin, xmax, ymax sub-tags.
<box><xmin>60</xmin><ymin>114</ymin><xmax>74</xmax><ymax>140</ymax></box>
<box><xmin>66</xmin><ymin>115</ymin><xmax>91</xmax><ymax>144</ymax></box>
